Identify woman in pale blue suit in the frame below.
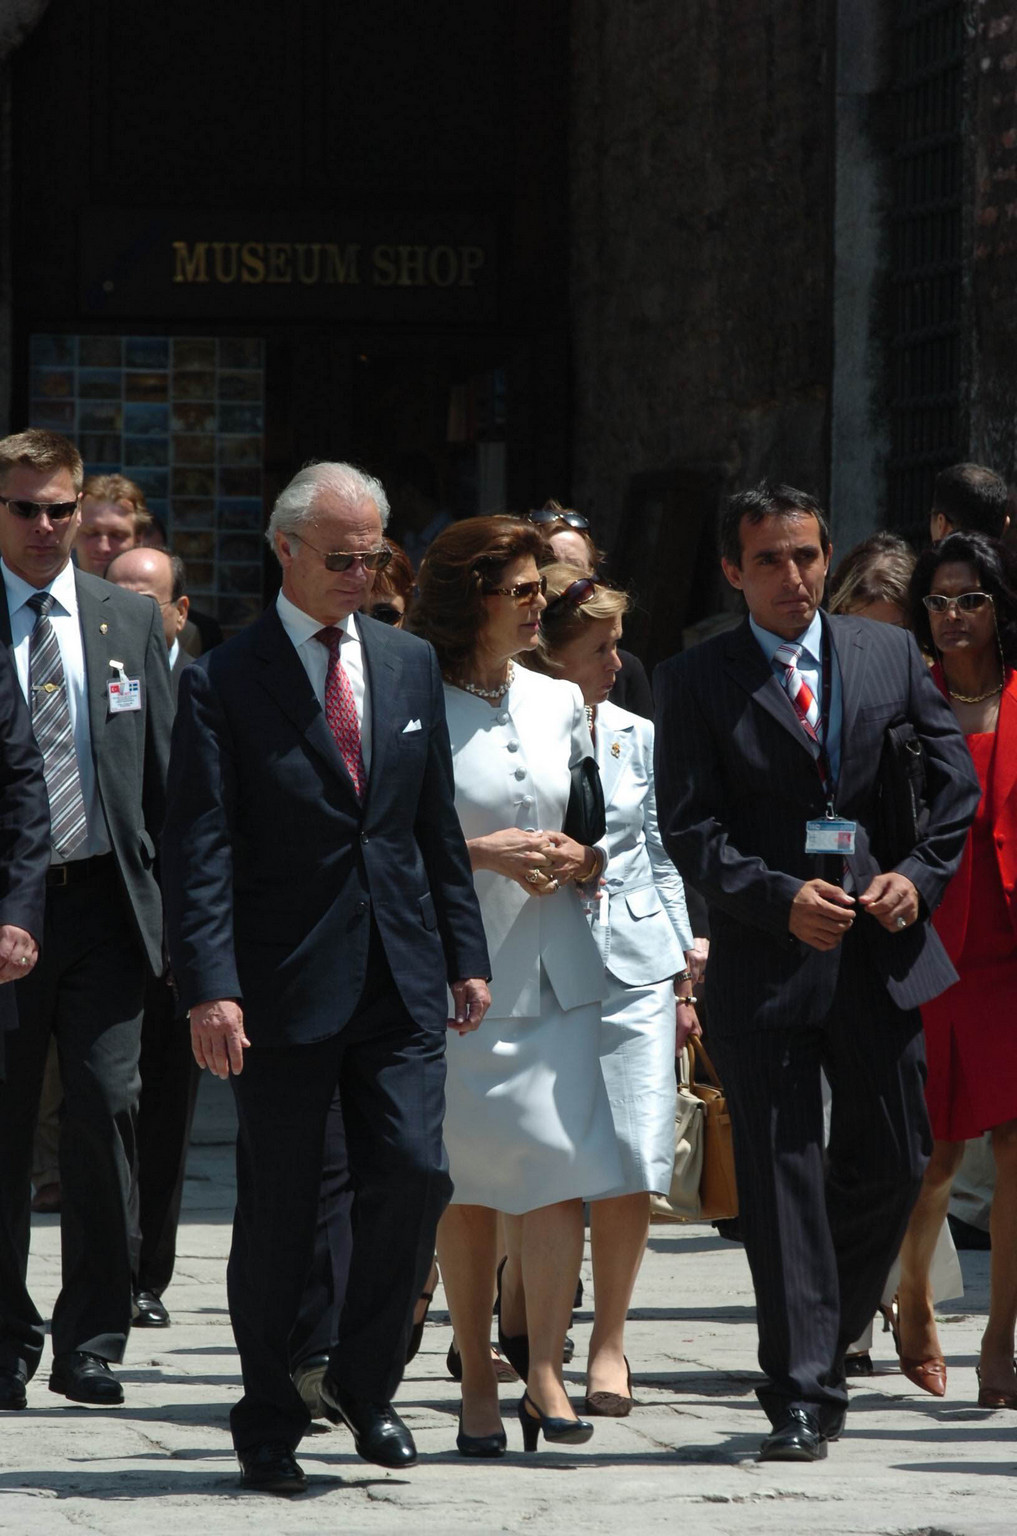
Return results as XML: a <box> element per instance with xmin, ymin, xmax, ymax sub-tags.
<box><xmin>529</xmin><ymin>566</ymin><xmax>702</xmax><ymax>1415</ymax></box>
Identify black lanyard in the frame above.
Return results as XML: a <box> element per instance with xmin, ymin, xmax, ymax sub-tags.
<box><xmin>814</xmin><ymin>630</ymin><xmax>835</xmax><ymax>810</ymax></box>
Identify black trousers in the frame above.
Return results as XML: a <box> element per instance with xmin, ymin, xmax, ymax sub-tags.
<box><xmin>131</xmin><ymin>971</ymin><xmax>201</xmax><ymax>1297</ymax></box>
<box><xmin>288</xmin><ymin>1087</ymin><xmax>353</xmax><ymax>1370</ymax></box>
<box><xmin>0</xmin><ymin>861</ymin><xmax>145</xmax><ymax>1376</ymax></box>
<box><xmin>711</xmin><ymin>940</ymin><xmax>931</xmax><ymax>1428</ymax></box>
<box><xmin>227</xmin><ymin>942</ymin><xmax>451</xmax><ymax>1452</ymax></box>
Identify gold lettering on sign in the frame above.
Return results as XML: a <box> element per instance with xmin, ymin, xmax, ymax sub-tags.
<box><xmin>212</xmin><ymin>242</ymin><xmax>238</xmax><ymax>284</ymax></box>
<box><xmin>323</xmin><ymin>244</ymin><xmax>360</xmax><ymax>284</ymax></box>
<box><xmin>170</xmin><ymin>240</ymin><xmax>483</xmax><ymax>288</ymax></box>
<box><xmin>241</xmin><ymin>243</ymin><xmax>266</xmax><ymax>283</ymax></box>
<box><xmin>172</xmin><ymin>241</ymin><xmax>209</xmax><ymax>283</ymax></box>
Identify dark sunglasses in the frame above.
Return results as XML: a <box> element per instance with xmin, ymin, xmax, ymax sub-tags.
<box><xmin>526</xmin><ymin>508</ymin><xmax>590</xmax><ymax>532</ymax></box>
<box><xmin>0</xmin><ymin>495</ymin><xmax>79</xmax><ymax>521</ymax></box>
<box><xmin>481</xmin><ymin>575</ymin><xmax>547</xmax><ymax>603</ymax></box>
<box><xmin>294</xmin><ymin>534</ymin><xmax>393</xmax><ymax>573</ymax></box>
<box><xmin>922</xmin><ymin>591</ymin><xmax>993</xmax><ymax>615</ymax></box>
<box><xmin>544</xmin><ymin>577</ymin><xmax>598</xmax><ymax>616</ymax></box>
<box><xmin>368</xmin><ymin>601</ymin><xmax>402</xmax><ymax>625</ymax></box>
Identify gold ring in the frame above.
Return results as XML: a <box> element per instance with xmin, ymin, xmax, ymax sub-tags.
<box><xmin>526</xmin><ymin>871</ymin><xmax>540</xmax><ymax>885</ymax></box>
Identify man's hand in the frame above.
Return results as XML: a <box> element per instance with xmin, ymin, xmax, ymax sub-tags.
<box><xmin>0</xmin><ymin>925</ymin><xmax>38</xmax><ymax>984</ymax></box>
<box><xmin>684</xmin><ymin>938</ymin><xmax>710</xmax><ymax>986</ymax></box>
<box><xmin>789</xmin><ymin>879</ymin><xmax>856</xmax><ymax>951</ymax></box>
<box><xmin>449</xmin><ymin>978</ymin><xmax>491</xmax><ymax>1036</ymax></box>
<box><xmin>858</xmin><ymin>871</ymin><xmax>920</xmax><ymax>933</ymax></box>
<box><xmin>189</xmin><ymin>998</ymin><xmax>250</xmax><ymax>1077</ymax></box>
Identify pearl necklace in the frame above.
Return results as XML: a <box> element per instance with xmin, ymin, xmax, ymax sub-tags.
<box><xmin>459</xmin><ymin>660</ymin><xmax>514</xmax><ymax>701</ymax></box>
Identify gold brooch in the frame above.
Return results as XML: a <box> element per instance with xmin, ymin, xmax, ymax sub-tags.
<box><xmin>611</xmin><ymin>741</ymin><xmax>621</xmax><ymax>757</ymax></box>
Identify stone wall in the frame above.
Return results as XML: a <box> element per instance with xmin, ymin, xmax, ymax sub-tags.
<box><xmin>968</xmin><ymin>0</ymin><xmax>1017</xmax><ymax>482</ymax></box>
<box><xmin>569</xmin><ymin>0</ymin><xmax>836</xmax><ymax>569</ymax></box>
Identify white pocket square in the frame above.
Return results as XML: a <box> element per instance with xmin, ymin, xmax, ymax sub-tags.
<box><xmin>402</xmin><ymin>718</ymin><xmax>422</xmax><ymax>733</ymax></box>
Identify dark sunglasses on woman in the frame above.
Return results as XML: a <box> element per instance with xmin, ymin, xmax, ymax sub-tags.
<box><xmin>526</xmin><ymin>508</ymin><xmax>590</xmax><ymax>532</ymax></box>
<box><xmin>544</xmin><ymin>577</ymin><xmax>598</xmax><ymax>616</ymax></box>
<box><xmin>922</xmin><ymin>591</ymin><xmax>993</xmax><ymax>615</ymax></box>
<box><xmin>481</xmin><ymin>576</ymin><xmax>547</xmax><ymax>603</ymax></box>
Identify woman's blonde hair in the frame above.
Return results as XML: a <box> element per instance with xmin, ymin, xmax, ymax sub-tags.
<box><xmin>525</xmin><ymin>562</ymin><xmax>630</xmax><ymax>677</ymax></box>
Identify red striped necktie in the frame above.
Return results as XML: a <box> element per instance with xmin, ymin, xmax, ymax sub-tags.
<box><xmin>773</xmin><ymin>641</ymin><xmax>822</xmax><ymax>746</ymax></box>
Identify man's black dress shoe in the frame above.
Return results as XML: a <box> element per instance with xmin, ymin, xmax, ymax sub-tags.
<box><xmin>759</xmin><ymin>1406</ymin><xmax>827</xmax><ymax>1461</ymax></box>
<box><xmin>49</xmin><ymin>1351</ymin><xmax>124</xmax><ymax>1405</ymax></box>
<box><xmin>0</xmin><ymin>1366</ymin><xmax>27</xmax><ymax>1410</ymax></box>
<box><xmin>133</xmin><ymin>1290</ymin><xmax>170</xmax><ymax>1328</ymax></box>
<box><xmin>238</xmin><ymin>1442</ymin><xmax>306</xmax><ymax>1494</ymax></box>
<box><xmin>319</xmin><ymin>1377</ymin><xmax>417</xmax><ymax>1467</ymax></box>
<box><xmin>292</xmin><ymin>1353</ymin><xmax>330</xmax><ymax>1420</ymax></box>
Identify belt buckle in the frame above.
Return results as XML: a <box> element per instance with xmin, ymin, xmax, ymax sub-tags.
<box><xmin>49</xmin><ymin>865</ymin><xmax>70</xmax><ymax>887</ymax></box>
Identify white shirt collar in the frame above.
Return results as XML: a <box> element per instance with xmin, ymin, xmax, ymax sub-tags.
<box><xmin>1</xmin><ymin>557</ymin><xmax>78</xmax><ymax>618</ymax></box>
<box><xmin>168</xmin><ymin>637</ymin><xmax>180</xmax><ymax>670</ymax></box>
<box><xmin>275</xmin><ymin>588</ymin><xmax>358</xmax><ymax>649</ymax></box>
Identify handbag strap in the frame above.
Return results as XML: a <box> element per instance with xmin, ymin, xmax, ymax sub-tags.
<box><xmin>690</xmin><ymin>1035</ymin><xmax>724</xmax><ymax>1091</ymax></box>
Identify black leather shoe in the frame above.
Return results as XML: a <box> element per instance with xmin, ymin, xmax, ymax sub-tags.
<box><xmin>759</xmin><ymin>1406</ymin><xmax>827</xmax><ymax>1462</ymax></box>
<box><xmin>0</xmin><ymin>1366</ymin><xmax>27</xmax><ymax>1410</ymax></box>
<box><xmin>49</xmin><ymin>1352</ymin><xmax>124</xmax><ymax>1405</ymax></box>
<box><xmin>238</xmin><ymin>1442</ymin><xmax>306</xmax><ymax>1494</ymax></box>
<box><xmin>319</xmin><ymin>1378</ymin><xmax>417</xmax><ymax>1467</ymax></box>
<box><xmin>133</xmin><ymin>1290</ymin><xmax>171</xmax><ymax>1328</ymax></box>
<box><xmin>292</xmin><ymin>1353</ymin><xmax>330</xmax><ymax>1420</ymax></box>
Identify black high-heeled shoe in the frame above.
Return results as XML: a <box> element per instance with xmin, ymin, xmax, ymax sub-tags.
<box><xmin>517</xmin><ymin>1392</ymin><xmax>593</xmax><ymax>1453</ymax></box>
<box><xmin>495</xmin><ymin>1256</ymin><xmax>530</xmax><ymax>1382</ymax></box>
<box><xmin>457</xmin><ymin>1408</ymin><xmax>508</xmax><ymax>1458</ymax></box>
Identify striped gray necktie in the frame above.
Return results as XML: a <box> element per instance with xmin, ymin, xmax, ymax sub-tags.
<box><xmin>28</xmin><ymin>591</ymin><xmax>88</xmax><ymax>859</ymax></box>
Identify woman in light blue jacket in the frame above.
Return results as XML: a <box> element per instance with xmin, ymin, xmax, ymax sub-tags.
<box><xmin>530</xmin><ymin>566</ymin><xmax>704</xmax><ymax>1416</ymax></box>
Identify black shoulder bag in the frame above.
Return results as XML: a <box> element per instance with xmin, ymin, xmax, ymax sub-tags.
<box><xmin>563</xmin><ymin>755</ymin><xmax>606</xmax><ymax>846</ymax></box>
<box><xmin>873</xmin><ymin>722</ymin><xmax>929</xmax><ymax>868</ymax></box>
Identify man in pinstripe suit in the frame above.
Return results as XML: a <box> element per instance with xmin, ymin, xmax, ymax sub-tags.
<box><xmin>654</xmin><ymin>484</ymin><xmax>980</xmax><ymax>1461</ymax></box>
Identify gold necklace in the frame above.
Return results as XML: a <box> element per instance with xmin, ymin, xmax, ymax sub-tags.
<box><xmin>946</xmin><ymin>679</ymin><xmax>1003</xmax><ymax>704</ymax></box>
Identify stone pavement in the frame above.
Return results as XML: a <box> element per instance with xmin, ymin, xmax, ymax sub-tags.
<box><xmin>1</xmin><ymin>1074</ymin><xmax>1014</xmax><ymax>1536</ymax></box>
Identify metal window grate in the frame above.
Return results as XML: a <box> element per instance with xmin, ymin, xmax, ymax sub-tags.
<box><xmin>888</xmin><ymin>0</ymin><xmax>964</xmax><ymax>530</ymax></box>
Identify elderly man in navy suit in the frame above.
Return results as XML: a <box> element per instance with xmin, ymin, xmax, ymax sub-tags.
<box><xmin>654</xmin><ymin>483</ymin><xmax>980</xmax><ymax>1462</ymax></box>
<box><xmin>162</xmin><ymin>461</ymin><xmax>491</xmax><ymax>1495</ymax></box>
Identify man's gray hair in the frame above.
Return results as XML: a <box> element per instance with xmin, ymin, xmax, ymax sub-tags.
<box><xmin>265</xmin><ymin>461</ymin><xmax>390</xmax><ymax>558</ymax></box>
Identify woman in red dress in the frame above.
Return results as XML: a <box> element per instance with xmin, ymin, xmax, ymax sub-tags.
<box><xmin>895</xmin><ymin>531</ymin><xmax>1017</xmax><ymax>1405</ymax></box>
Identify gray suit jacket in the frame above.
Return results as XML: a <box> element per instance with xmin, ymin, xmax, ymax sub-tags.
<box><xmin>653</xmin><ymin>613</ymin><xmax>982</xmax><ymax>1032</ymax></box>
<box><xmin>0</xmin><ymin>568</ymin><xmax>173</xmax><ymax>976</ymax></box>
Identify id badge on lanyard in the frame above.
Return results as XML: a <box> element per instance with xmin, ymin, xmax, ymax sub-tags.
<box><xmin>801</xmin><ymin>632</ymin><xmax>856</xmax><ymax>856</ymax></box>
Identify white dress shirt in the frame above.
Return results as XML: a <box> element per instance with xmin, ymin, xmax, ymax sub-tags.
<box><xmin>275</xmin><ymin>590</ymin><xmax>372</xmax><ymax>771</ymax></box>
<box><xmin>167</xmin><ymin>636</ymin><xmax>180</xmax><ymax>671</ymax></box>
<box><xmin>2</xmin><ymin>557</ymin><xmax>111</xmax><ymax>862</ymax></box>
<box><xmin>749</xmin><ymin>608</ymin><xmax>843</xmax><ymax>787</ymax></box>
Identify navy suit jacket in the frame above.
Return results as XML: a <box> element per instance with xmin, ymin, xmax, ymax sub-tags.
<box><xmin>653</xmin><ymin>613</ymin><xmax>982</xmax><ymax>1034</ymax></box>
<box><xmin>162</xmin><ymin>604</ymin><xmax>490</xmax><ymax>1046</ymax></box>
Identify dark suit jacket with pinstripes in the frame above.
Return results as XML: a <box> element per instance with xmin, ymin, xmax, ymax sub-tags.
<box><xmin>653</xmin><ymin>613</ymin><xmax>982</xmax><ymax>1034</ymax></box>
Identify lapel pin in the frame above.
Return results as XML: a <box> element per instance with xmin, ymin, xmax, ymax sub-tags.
<box><xmin>611</xmin><ymin>741</ymin><xmax>621</xmax><ymax>757</ymax></box>
<box><xmin>100</xmin><ymin>623</ymin><xmax>108</xmax><ymax>634</ymax></box>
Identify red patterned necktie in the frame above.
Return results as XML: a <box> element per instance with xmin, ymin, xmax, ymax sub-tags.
<box><xmin>316</xmin><ymin>627</ymin><xmax>366</xmax><ymax>797</ymax></box>
<box><xmin>773</xmin><ymin>641</ymin><xmax>823</xmax><ymax>746</ymax></box>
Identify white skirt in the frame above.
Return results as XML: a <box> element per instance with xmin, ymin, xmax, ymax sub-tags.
<box><xmin>443</xmin><ymin>976</ymin><xmax>622</xmax><ymax>1215</ymax></box>
<box><xmin>586</xmin><ymin>974</ymin><xmax>677</xmax><ymax>1200</ymax></box>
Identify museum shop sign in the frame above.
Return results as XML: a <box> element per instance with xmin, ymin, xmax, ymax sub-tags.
<box><xmin>81</xmin><ymin>209</ymin><xmax>498</xmax><ymax>321</ymax></box>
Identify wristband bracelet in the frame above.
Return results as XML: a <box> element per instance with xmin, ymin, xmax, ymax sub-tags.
<box><xmin>676</xmin><ymin>994</ymin><xmax>697</xmax><ymax>1007</ymax></box>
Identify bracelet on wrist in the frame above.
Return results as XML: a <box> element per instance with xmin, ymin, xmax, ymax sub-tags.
<box><xmin>674</xmin><ymin>968</ymin><xmax>692</xmax><ymax>986</ymax></box>
<box><xmin>676</xmin><ymin>994</ymin><xmax>697</xmax><ymax>1007</ymax></box>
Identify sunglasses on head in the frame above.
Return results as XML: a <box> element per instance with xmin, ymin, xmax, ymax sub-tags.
<box><xmin>526</xmin><ymin>508</ymin><xmax>590</xmax><ymax>532</ymax></box>
<box><xmin>544</xmin><ymin>577</ymin><xmax>598</xmax><ymax>616</ymax></box>
<box><xmin>0</xmin><ymin>495</ymin><xmax>79</xmax><ymax>521</ymax></box>
<box><xmin>922</xmin><ymin>591</ymin><xmax>993</xmax><ymax>615</ymax></box>
<box><xmin>294</xmin><ymin>534</ymin><xmax>393</xmax><ymax>573</ymax></box>
<box><xmin>368</xmin><ymin>601</ymin><xmax>402</xmax><ymax>625</ymax></box>
<box><xmin>481</xmin><ymin>575</ymin><xmax>547</xmax><ymax>603</ymax></box>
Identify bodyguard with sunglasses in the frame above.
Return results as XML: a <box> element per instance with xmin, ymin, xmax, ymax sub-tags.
<box><xmin>161</xmin><ymin>460</ymin><xmax>490</xmax><ymax>1494</ymax></box>
<box><xmin>653</xmin><ymin>483</ymin><xmax>980</xmax><ymax>1462</ymax></box>
<box><xmin>0</xmin><ymin>429</ymin><xmax>173</xmax><ymax>1410</ymax></box>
